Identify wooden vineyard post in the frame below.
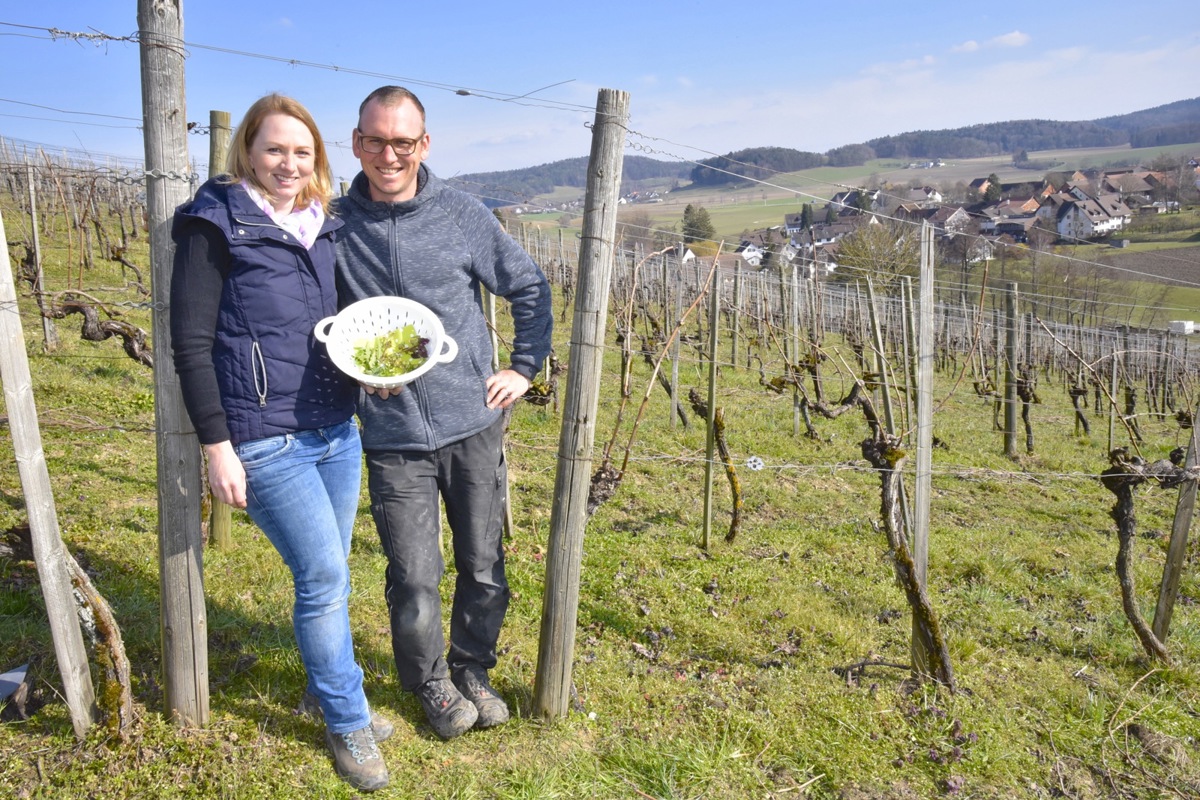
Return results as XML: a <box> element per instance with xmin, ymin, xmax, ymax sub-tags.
<box><xmin>140</xmin><ymin>0</ymin><xmax>210</xmax><ymax>727</ymax></box>
<box><xmin>1152</xmin><ymin>399</ymin><xmax>1200</xmax><ymax>641</ymax></box>
<box><xmin>205</xmin><ymin>111</ymin><xmax>234</xmax><ymax>552</ymax></box>
<box><xmin>1108</xmin><ymin>343</ymin><xmax>1119</xmax><ymax>453</ymax></box>
<box><xmin>25</xmin><ymin>164</ymin><xmax>59</xmax><ymax>351</ymax></box>
<box><xmin>207</xmin><ymin>110</ymin><xmax>231</xmax><ymax>179</ymax></box>
<box><xmin>0</xmin><ymin>207</ymin><xmax>97</xmax><ymax>739</ymax></box>
<box><xmin>730</xmin><ymin>262</ymin><xmax>741</xmax><ymax>369</ymax></box>
<box><xmin>701</xmin><ymin>278</ymin><xmax>720</xmax><ymax>551</ymax></box>
<box><xmin>1004</xmin><ymin>283</ymin><xmax>1019</xmax><ymax>459</ymax></box>
<box><xmin>534</xmin><ymin>88</ymin><xmax>629</xmax><ymax>720</ymax></box>
<box><xmin>912</xmin><ymin>222</ymin><xmax>936</xmax><ymax>676</ymax></box>
<box><xmin>865</xmin><ymin>278</ymin><xmax>896</xmax><ymax>434</ymax></box>
<box><xmin>662</xmin><ymin>256</ymin><xmax>674</xmax><ymax>429</ymax></box>
<box><xmin>482</xmin><ymin>287</ymin><xmax>514</xmax><ymax>542</ymax></box>
<box><xmin>670</xmin><ymin>266</ymin><xmax>683</xmax><ymax>429</ymax></box>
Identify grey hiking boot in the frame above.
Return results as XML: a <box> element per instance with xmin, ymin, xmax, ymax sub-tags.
<box><xmin>298</xmin><ymin>692</ymin><xmax>395</xmax><ymax>742</ymax></box>
<box><xmin>415</xmin><ymin>677</ymin><xmax>478</xmax><ymax>739</ymax></box>
<box><xmin>452</xmin><ymin>667</ymin><xmax>510</xmax><ymax>729</ymax></box>
<box><xmin>325</xmin><ymin>725</ymin><xmax>388</xmax><ymax>791</ymax></box>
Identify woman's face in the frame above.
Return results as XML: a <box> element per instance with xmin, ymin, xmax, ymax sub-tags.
<box><xmin>248</xmin><ymin>112</ymin><xmax>315</xmax><ymax>213</ymax></box>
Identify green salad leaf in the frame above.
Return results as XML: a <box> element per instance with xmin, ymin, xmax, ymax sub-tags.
<box><xmin>351</xmin><ymin>324</ymin><xmax>430</xmax><ymax>377</ymax></box>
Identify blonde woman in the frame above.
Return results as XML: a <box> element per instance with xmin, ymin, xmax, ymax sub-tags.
<box><xmin>170</xmin><ymin>94</ymin><xmax>389</xmax><ymax>792</ymax></box>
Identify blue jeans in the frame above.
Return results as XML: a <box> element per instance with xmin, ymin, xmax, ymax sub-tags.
<box><xmin>365</xmin><ymin>417</ymin><xmax>509</xmax><ymax>691</ymax></box>
<box><xmin>236</xmin><ymin>417</ymin><xmax>370</xmax><ymax>734</ymax></box>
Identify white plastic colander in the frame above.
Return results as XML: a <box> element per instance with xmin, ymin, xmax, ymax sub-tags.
<box><xmin>314</xmin><ymin>296</ymin><xmax>458</xmax><ymax>389</ymax></box>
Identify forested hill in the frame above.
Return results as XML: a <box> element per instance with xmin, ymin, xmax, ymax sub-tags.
<box><xmin>455</xmin><ymin>97</ymin><xmax>1200</xmax><ymax>199</ymax></box>
<box><xmin>867</xmin><ymin>97</ymin><xmax>1200</xmax><ymax>159</ymax></box>
<box><xmin>450</xmin><ymin>155</ymin><xmax>691</xmax><ymax>208</ymax></box>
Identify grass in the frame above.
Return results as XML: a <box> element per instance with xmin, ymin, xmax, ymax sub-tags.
<box><xmin>1</xmin><ymin>186</ymin><xmax>1200</xmax><ymax>799</ymax></box>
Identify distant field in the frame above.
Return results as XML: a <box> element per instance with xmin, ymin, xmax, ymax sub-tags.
<box><xmin>517</xmin><ymin>141</ymin><xmax>1200</xmax><ymax>311</ymax></box>
<box><xmin>538</xmin><ymin>140</ymin><xmax>1200</xmax><ymax>241</ymax></box>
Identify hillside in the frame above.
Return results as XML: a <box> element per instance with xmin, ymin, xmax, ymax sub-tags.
<box><xmin>457</xmin><ymin>97</ymin><xmax>1200</xmax><ymax>197</ymax></box>
<box><xmin>450</xmin><ymin>154</ymin><xmax>691</xmax><ymax>208</ymax></box>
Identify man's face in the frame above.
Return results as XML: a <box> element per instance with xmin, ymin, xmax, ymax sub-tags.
<box><xmin>352</xmin><ymin>98</ymin><xmax>430</xmax><ymax>203</ymax></box>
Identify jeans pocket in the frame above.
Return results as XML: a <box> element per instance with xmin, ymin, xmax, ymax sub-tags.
<box><xmin>235</xmin><ymin>433</ymin><xmax>294</xmax><ymax>470</ymax></box>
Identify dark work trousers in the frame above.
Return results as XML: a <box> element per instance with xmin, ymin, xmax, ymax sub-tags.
<box><xmin>365</xmin><ymin>417</ymin><xmax>509</xmax><ymax>691</ymax></box>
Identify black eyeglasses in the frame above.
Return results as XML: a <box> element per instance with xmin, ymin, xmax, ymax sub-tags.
<box><xmin>356</xmin><ymin>129</ymin><xmax>424</xmax><ymax>156</ymax></box>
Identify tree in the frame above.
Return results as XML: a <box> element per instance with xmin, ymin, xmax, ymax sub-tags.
<box><xmin>799</xmin><ymin>203</ymin><xmax>813</xmax><ymax>230</ymax></box>
<box><xmin>984</xmin><ymin>173</ymin><xmax>1002</xmax><ymax>203</ymax></box>
<box><xmin>825</xmin><ymin>143</ymin><xmax>876</xmax><ymax>167</ymax></box>
<box><xmin>681</xmin><ymin>204</ymin><xmax>716</xmax><ymax>244</ymax></box>
<box><xmin>617</xmin><ymin>207</ymin><xmax>657</xmax><ymax>252</ymax></box>
<box><xmin>832</xmin><ymin>220</ymin><xmax>918</xmax><ymax>292</ymax></box>
<box><xmin>824</xmin><ymin>203</ymin><xmax>837</xmax><ymax>224</ymax></box>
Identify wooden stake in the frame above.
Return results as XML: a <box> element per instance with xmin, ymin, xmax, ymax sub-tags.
<box><xmin>1152</xmin><ymin>400</ymin><xmax>1200</xmax><ymax>641</ymax></box>
<box><xmin>0</xmin><ymin>207</ymin><xmax>96</xmax><ymax>738</ymax></box>
<box><xmin>534</xmin><ymin>88</ymin><xmax>629</xmax><ymax>721</ymax></box>
<box><xmin>139</xmin><ymin>0</ymin><xmax>209</xmax><ymax>727</ymax></box>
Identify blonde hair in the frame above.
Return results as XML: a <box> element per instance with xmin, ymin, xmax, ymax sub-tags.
<box><xmin>225</xmin><ymin>94</ymin><xmax>332</xmax><ymax>210</ymax></box>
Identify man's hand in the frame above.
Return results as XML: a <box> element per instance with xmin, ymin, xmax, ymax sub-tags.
<box><xmin>362</xmin><ymin>382</ymin><xmax>405</xmax><ymax>401</ymax></box>
<box><xmin>486</xmin><ymin>369</ymin><xmax>531</xmax><ymax>410</ymax></box>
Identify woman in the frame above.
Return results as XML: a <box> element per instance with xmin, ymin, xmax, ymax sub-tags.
<box><xmin>170</xmin><ymin>94</ymin><xmax>389</xmax><ymax>792</ymax></box>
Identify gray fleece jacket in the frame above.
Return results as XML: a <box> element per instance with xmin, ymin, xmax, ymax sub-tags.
<box><xmin>333</xmin><ymin>165</ymin><xmax>552</xmax><ymax>452</ymax></box>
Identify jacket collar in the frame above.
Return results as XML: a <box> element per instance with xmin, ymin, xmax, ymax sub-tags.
<box><xmin>181</xmin><ymin>178</ymin><xmax>343</xmax><ymax>238</ymax></box>
<box><xmin>344</xmin><ymin>164</ymin><xmax>438</xmax><ymax>218</ymax></box>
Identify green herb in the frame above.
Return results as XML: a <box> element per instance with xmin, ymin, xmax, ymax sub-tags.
<box><xmin>351</xmin><ymin>324</ymin><xmax>430</xmax><ymax>377</ymax></box>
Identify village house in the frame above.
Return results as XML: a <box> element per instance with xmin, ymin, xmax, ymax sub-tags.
<box><xmin>895</xmin><ymin>204</ymin><xmax>972</xmax><ymax>237</ymax></box>
<box><xmin>829</xmin><ymin>188</ymin><xmax>883</xmax><ymax>215</ymax></box>
<box><xmin>1038</xmin><ymin>188</ymin><xmax>1132</xmax><ymax>241</ymax></box>
<box><xmin>900</xmin><ymin>186</ymin><xmax>943</xmax><ymax>206</ymax></box>
<box><xmin>787</xmin><ymin>218</ymin><xmax>867</xmax><ymax>256</ymax></box>
<box><xmin>735</xmin><ymin>227</ymin><xmax>794</xmax><ymax>269</ymax></box>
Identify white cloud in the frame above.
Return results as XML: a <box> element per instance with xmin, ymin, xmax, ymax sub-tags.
<box><xmin>952</xmin><ymin>40</ymin><xmax>980</xmax><ymax>53</ymax></box>
<box><xmin>991</xmin><ymin>30</ymin><xmax>1031</xmax><ymax>48</ymax></box>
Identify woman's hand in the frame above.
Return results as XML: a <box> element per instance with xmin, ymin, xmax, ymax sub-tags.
<box><xmin>204</xmin><ymin>440</ymin><xmax>248</xmax><ymax>509</ymax></box>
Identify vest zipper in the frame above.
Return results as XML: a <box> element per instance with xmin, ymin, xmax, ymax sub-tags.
<box><xmin>252</xmin><ymin>341</ymin><xmax>268</xmax><ymax>407</ymax></box>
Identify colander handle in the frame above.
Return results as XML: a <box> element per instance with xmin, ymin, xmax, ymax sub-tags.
<box><xmin>434</xmin><ymin>334</ymin><xmax>458</xmax><ymax>364</ymax></box>
<box><xmin>314</xmin><ymin>316</ymin><xmax>337</xmax><ymax>343</ymax></box>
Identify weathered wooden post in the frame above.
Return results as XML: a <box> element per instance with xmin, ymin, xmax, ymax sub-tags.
<box><xmin>730</xmin><ymin>262</ymin><xmax>741</xmax><ymax>368</ymax></box>
<box><xmin>481</xmin><ymin>286</ymin><xmax>514</xmax><ymax>541</ymax></box>
<box><xmin>0</xmin><ymin>208</ymin><xmax>96</xmax><ymax>739</ymax></box>
<box><xmin>1152</xmin><ymin>399</ymin><xmax>1200</xmax><ymax>641</ymax></box>
<box><xmin>1004</xmin><ymin>283</ymin><xmax>1019</xmax><ymax>459</ymax></box>
<box><xmin>203</xmin><ymin>113</ymin><xmax>235</xmax><ymax>551</ymax></box>
<box><xmin>912</xmin><ymin>222</ymin><xmax>936</xmax><ymax>675</ymax></box>
<box><xmin>25</xmin><ymin>164</ymin><xmax>59</xmax><ymax>351</ymax></box>
<box><xmin>701</xmin><ymin>275</ymin><xmax>720</xmax><ymax>551</ymax></box>
<box><xmin>534</xmin><ymin>88</ymin><xmax>629</xmax><ymax>720</ymax></box>
<box><xmin>139</xmin><ymin>0</ymin><xmax>209</xmax><ymax>726</ymax></box>
<box><xmin>207</xmin><ymin>110</ymin><xmax>231</xmax><ymax>179</ymax></box>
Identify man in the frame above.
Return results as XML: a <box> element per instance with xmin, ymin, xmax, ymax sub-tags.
<box><xmin>334</xmin><ymin>85</ymin><xmax>552</xmax><ymax>740</ymax></box>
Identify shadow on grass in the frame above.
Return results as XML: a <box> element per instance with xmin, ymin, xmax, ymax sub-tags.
<box><xmin>0</xmin><ymin>530</ymin><xmax>407</xmax><ymax>743</ymax></box>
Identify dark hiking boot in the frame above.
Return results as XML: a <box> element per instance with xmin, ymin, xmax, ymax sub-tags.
<box><xmin>415</xmin><ymin>677</ymin><xmax>478</xmax><ymax>739</ymax></box>
<box><xmin>325</xmin><ymin>725</ymin><xmax>388</xmax><ymax>791</ymax></box>
<box><xmin>298</xmin><ymin>692</ymin><xmax>395</xmax><ymax>742</ymax></box>
<box><xmin>453</xmin><ymin>667</ymin><xmax>510</xmax><ymax>729</ymax></box>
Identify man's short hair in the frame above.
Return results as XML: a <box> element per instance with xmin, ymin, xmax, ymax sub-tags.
<box><xmin>358</xmin><ymin>86</ymin><xmax>426</xmax><ymax>127</ymax></box>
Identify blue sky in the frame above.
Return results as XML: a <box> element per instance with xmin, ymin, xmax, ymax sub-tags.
<box><xmin>1</xmin><ymin>2</ymin><xmax>1197</xmax><ymax>185</ymax></box>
